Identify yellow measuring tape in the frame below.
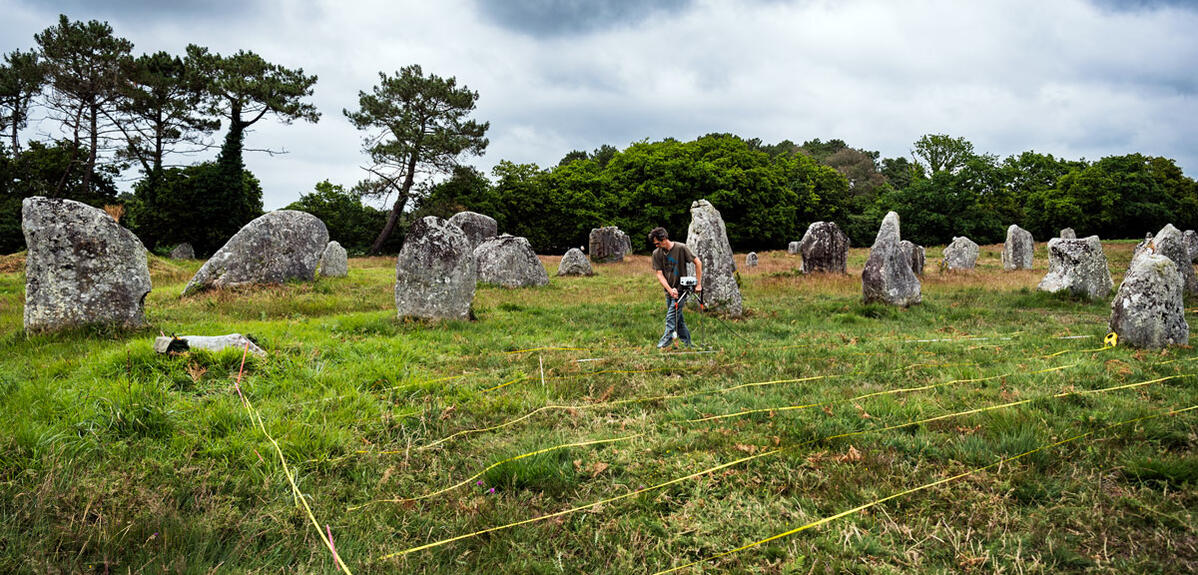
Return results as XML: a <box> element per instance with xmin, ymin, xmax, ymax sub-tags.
<box><xmin>651</xmin><ymin>403</ymin><xmax>1197</xmax><ymax>574</ymax></box>
<box><xmin>376</xmin><ymin>372</ymin><xmax>1193</xmax><ymax>560</ymax></box>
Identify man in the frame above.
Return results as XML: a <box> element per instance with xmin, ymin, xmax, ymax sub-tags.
<box><xmin>649</xmin><ymin>226</ymin><xmax>702</xmax><ymax>350</ymax></box>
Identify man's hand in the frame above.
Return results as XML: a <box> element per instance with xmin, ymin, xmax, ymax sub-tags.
<box><xmin>695</xmin><ymin>283</ymin><xmax>702</xmax><ymax>292</ymax></box>
<box><xmin>668</xmin><ymin>287</ymin><xmax>679</xmax><ymax>299</ymax></box>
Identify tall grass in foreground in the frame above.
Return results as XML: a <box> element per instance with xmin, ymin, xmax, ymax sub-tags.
<box><xmin>0</xmin><ymin>242</ymin><xmax>1194</xmax><ymax>574</ymax></box>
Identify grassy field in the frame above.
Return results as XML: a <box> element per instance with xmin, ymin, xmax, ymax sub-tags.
<box><xmin>0</xmin><ymin>241</ymin><xmax>1195</xmax><ymax>574</ymax></box>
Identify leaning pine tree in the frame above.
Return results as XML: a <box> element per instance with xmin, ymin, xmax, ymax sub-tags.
<box><xmin>344</xmin><ymin>65</ymin><xmax>489</xmax><ymax>254</ymax></box>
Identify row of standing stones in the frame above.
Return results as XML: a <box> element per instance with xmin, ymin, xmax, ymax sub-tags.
<box><xmin>18</xmin><ymin>197</ymin><xmax>1193</xmax><ymax>348</ymax></box>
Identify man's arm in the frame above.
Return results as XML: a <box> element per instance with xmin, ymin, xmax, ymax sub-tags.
<box><xmin>656</xmin><ymin>270</ymin><xmax>678</xmax><ymax>298</ymax></box>
<box><xmin>692</xmin><ymin>257</ymin><xmax>703</xmax><ymax>291</ymax></box>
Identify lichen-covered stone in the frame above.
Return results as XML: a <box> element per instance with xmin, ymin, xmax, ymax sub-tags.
<box><xmin>1060</xmin><ymin>228</ymin><xmax>1077</xmax><ymax>239</ymax></box>
<box><xmin>169</xmin><ymin>242</ymin><xmax>194</xmax><ymax>259</ymax></box>
<box><xmin>900</xmin><ymin>240</ymin><xmax>925</xmax><ymax>276</ymax></box>
<box><xmin>556</xmin><ymin>247</ymin><xmax>593</xmax><ymax>276</ymax></box>
<box><xmin>686</xmin><ymin>199</ymin><xmax>742</xmax><ymax>317</ymax></box>
<box><xmin>476</xmin><ymin>234</ymin><xmax>549</xmax><ymax>287</ymax></box>
<box><xmin>589</xmin><ymin>226</ymin><xmax>630</xmax><ymax>263</ymax></box>
<box><xmin>395</xmin><ymin>216</ymin><xmax>476</xmax><ymax>320</ymax></box>
<box><xmin>318</xmin><ymin>241</ymin><xmax>348</xmax><ymax>277</ymax></box>
<box><xmin>1037</xmin><ymin>236</ymin><xmax>1112</xmax><ymax>299</ymax></box>
<box><xmin>942</xmin><ymin>236</ymin><xmax>979</xmax><ymax>271</ymax></box>
<box><xmin>447</xmin><ymin>211</ymin><xmax>498</xmax><ymax>251</ymax></box>
<box><xmin>22</xmin><ymin>197</ymin><xmax>151</xmax><ymax>333</ymax></box>
<box><xmin>1002</xmin><ymin>225</ymin><xmax>1034</xmax><ymax>270</ymax></box>
<box><xmin>745</xmin><ymin>252</ymin><xmax>758</xmax><ymax>268</ymax></box>
<box><xmin>183</xmin><ymin>210</ymin><xmax>328</xmax><ymax>295</ymax></box>
<box><xmin>798</xmin><ymin>221</ymin><xmax>849</xmax><ymax>274</ymax></box>
<box><xmin>1185</xmin><ymin>229</ymin><xmax>1197</xmax><ymax>263</ymax></box>
<box><xmin>1148</xmin><ymin>224</ymin><xmax>1197</xmax><ymax>295</ymax></box>
<box><xmin>1109</xmin><ymin>254</ymin><xmax>1188</xmax><ymax>348</ymax></box>
<box><xmin>1132</xmin><ymin>232</ymin><xmax>1154</xmax><ymax>260</ymax></box>
<box><xmin>862</xmin><ymin>211</ymin><xmax>921</xmax><ymax>306</ymax></box>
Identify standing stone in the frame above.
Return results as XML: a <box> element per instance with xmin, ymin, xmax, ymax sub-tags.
<box><xmin>1060</xmin><ymin>228</ymin><xmax>1077</xmax><ymax>239</ymax></box>
<box><xmin>556</xmin><ymin>247</ymin><xmax>594</xmax><ymax>276</ymax></box>
<box><xmin>1132</xmin><ymin>232</ymin><xmax>1154</xmax><ymax>260</ymax></box>
<box><xmin>862</xmin><ymin>211</ymin><xmax>921</xmax><ymax>306</ymax></box>
<box><xmin>900</xmin><ymin>240</ymin><xmax>925</xmax><ymax>276</ymax></box>
<box><xmin>169</xmin><ymin>242</ymin><xmax>195</xmax><ymax>259</ymax></box>
<box><xmin>1109</xmin><ymin>254</ymin><xmax>1188</xmax><ymax>348</ymax></box>
<box><xmin>447</xmin><ymin>211</ymin><xmax>498</xmax><ymax>251</ymax></box>
<box><xmin>475</xmin><ymin>234</ymin><xmax>549</xmax><ymax>287</ymax></box>
<box><xmin>318</xmin><ymin>241</ymin><xmax>348</xmax><ymax>277</ymax></box>
<box><xmin>787</xmin><ymin>241</ymin><xmax>800</xmax><ymax>255</ymax></box>
<box><xmin>1037</xmin><ymin>236</ymin><xmax>1113</xmax><ymax>299</ymax></box>
<box><xmin>942</xmin><ymin>236</ymin><xmax>979</xmax><ymax>271</ymax></box>
<box><xmin>395</xmin><ymin>216</ymin><xmax>476</xmax><ymax>320</ymax></box>
<box><xmin>798</xmin><ymin>221</ymin><xmax>850</xmax><ymax>274</ymax></box>
<box><xmin>183</xmin><ymin>211</ymin><xmax>328</xmax><ymax>296</ymax></box>
<box><xmin>686</xmin><ymin>199</ymin><xmax>743</xmax><ymax>317</ymax></box>
<box><xmin>588</xmin><ymin>226</ymin><xmax>630</xmax><ymax>263</ymax></box>
<box><xmin>1147</xmin><ymin>224</ymin><xmax>1198</xmax><ymax>295</ymax></box>
<box><xmin>745</xmin><ymin>252</ymin><xmax>758</xmax><ymax>268</ymax></box>
<box><xmin>1002</xmin><ymin>225</ymin><xmax>1035</xmax><ymax>271</ymax></box>
<box><xmin>22</xmin><ymin>197</ymin><xmax>152</xmax><ymax>333</ymax></box>
<box><xmin>1185</xmin><ymin>229</ymin><xmax>1198</xmax><ymax>263</ymax></box>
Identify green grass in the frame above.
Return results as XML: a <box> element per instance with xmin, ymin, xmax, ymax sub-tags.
<box><xmin>0</xmin><ymin>245</ymin><xmax>1195</xmax><ymax>574</ymax></box>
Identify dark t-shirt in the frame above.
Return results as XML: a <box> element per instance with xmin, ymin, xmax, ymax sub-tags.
<box><xmin>651</xmin><ymin>242</ymin><xmax>696</xmax><ymax>289</ymax></box>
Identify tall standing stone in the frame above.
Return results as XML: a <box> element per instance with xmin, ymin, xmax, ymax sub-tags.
<box><xmin>686</xmin><ymin>199</ymin><xmax>743</xmax><ymax>317</ymax></box>
<box><xmin>942</xmin><ymin>236</ymin><xmax>979</xmax><ymax>271</ymax></box>
<box><xmin>1185</xmin><ymin>229</ymin><xmax>1198</xmax><ymax>263</ymax></box>
<box><xmin>1109</xmin><ymin>254</ymin><xmax>1188</xmax><ymax>348</ymax></box>
<box><xmin>1148</xmin><ymin>224</ymin><xmax>1198</xmax><ymax>295</ymax></box>
<box><xmin>588</xmin><ymin>226</ymin><xmax>630</xmax><ymax>263</ymax></box>
<box><xmin>745</xmin><ymin>252</ymin><xmax>758</xmax><ymax>268</ymax></box>
<box><xmin>475</xmin><ymin>234</ymin><xmax>549</xmax><ymax>287</ymax></box>
<box><xmin>1132</xmin><ymin>232</ymin><xmax>1154</xmax><ymax>260</ymax></box>
<box><xmin>395</xmin><ymin>216</ymin><xmax>476</xmax><ymax>320</ymax></box>
<box><xmin>1037</xmin><ymin>236</ymin><xmax>1113</xmax><ymax>299</ymax></box>
<box><xmin>318</xmin><ymin>241</ymin><xmax>348</xmax><ymax>277</ymax></box>
<box><xmin>447</xmin><ymin>211</ymin><xmax>498</xmax><ymax>251</ymax></box>
<box><xmin>862</xmin><ymin>211</ymin><xmax>921</xmax><ymax>306</ymax></box>
<box><xmin>22</xmin><ymin>197</ymin><xmax>152</xmax><ymax>333</ymax></box>
<box><xmin>556</xmin><ymin>247</ymin><xmax>594</xmax><ymax>276</ymax></box>
<box><xmin>900</xmin><ymin>240</ymin><xmax>925</xmax><ymax>276</ymax></box>
<box><xmin>798</xmin><ymin>221</ymin><xmax>850</xmax><ymax>274</ymax></box>
<box><xmin>183</xmin><ymin>210</ymin><xmax>328</xmax><ymax>296</ymax></box>
<box><xmin>1002</xmin><ymin>225</ymin><xmax>1035</xmax><ymax>270</ymax></box>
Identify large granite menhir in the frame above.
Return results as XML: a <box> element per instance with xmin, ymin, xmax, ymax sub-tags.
<box><xmin>395</xmin><ymin>216</ymin><xmax>476</xmax><ymax>320</ymax></box>
<box><xmin>686</xmin><ymin>199</ymin><xmax>742</xmax><ymax>317</ymax></box>
<box><xmin>447</xmin><ymin>211</ymin><xmax>497</xmax><ymax>251</ymax></box>
<box><xmin>183</xmin><ymin>210</ymin><xmax>328</xmax><ymax>296</ymax></box>
<box><xmin>22</xmin><ymin>197</ymin><xmax>152</xmax><ymax>333</ymax></box>
<box><xmin>556</xmin><ymin>247</ymin><xmax>594</xmax><ymax>276</ymax></box>
<box><xmin>1110</xmin><ymin>253</ymin><xmax>1188</xmax><ymax>348</ymax></box>
<box><xmin>475</xmin><ymin>234</ymin><xmax>549</xmax><ymax>287</ymax></box>
<box><xmin>942</xmin><ymin>236</ymin><xmax>979</xmax><ymax>271</ymax></box>
<box><xmin>798</xmin><ymin>221</ymin><xmax>849</xmax><ymax>273</ymax></box>
<box><xmin>862</xmin><ymin>211</ymin><xmax>921</xmax><ymax>306</ymax></box>
<box><xmin>1002</xmin><ymin>225</ymin><xmax>1034</xmax><ymax>270</ymax></box>
<box><xmin>589</xmin><ymin>226</ymin><xmax>631</xmax><ymax>263</ymax></box>
<box><xmin>1037</xmin><ymin>236</ymin><xmax>1112</xmax><ymax>299</ymax></box>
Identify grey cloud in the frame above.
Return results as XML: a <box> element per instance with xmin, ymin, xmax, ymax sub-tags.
<box><xmin>472</xmin><ymin>0</ymin><xmax>695</xmax><ymax>37</ymax></box>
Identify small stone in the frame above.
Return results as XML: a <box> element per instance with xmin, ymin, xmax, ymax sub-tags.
<box><xmin>745</xmin><ymin>252</ymin><xmax>758</xmax><ymax>268</ymax></box>
<box><xmin>798</xmin><ymin>221</ymin><xmax>849</xmax><ymax>274</ymax></box>
<box><xmin>556</xmin><ymin>247</ymin><xmax>594</xmax><ymax>276</ymax></box>
<box><xmin>318</xmin><ymin>241</ymin><xmax>348</xmax><ymax>277</ymax></box>
<box><xmin>169</xmin><ymin>242</ymin><xmax>194</xmax><ymax>259</ymax></box>
<box><xmin>787</xmin><ymin>241</ymin><xmax>800</xmax><ymax>255</ymax></box>
<box><xmin>942</xmin><ymin>236</ymin><xmax>979</xmax><ymax>271</ymax></box>
<box><xmin>1059</xmin><ymin>228</ymin><xmax>1077</xmax><ymax>239</ymax></box>
<box><xmin>447</xmin><ymin>211</ymin><xmax>498</xmax><ymax>251</ymax></box>
<box><xmin>1002</xmin><ymin>225</ymin><xmax>1034</xmax><ymax>270</ymax></box>
<box><xmin>476</xmin><ymin>234</ymin><xmax>549</xmax><ymax>287</ymax></box>
<box><xmin>900</xmin><ymin>240</ymin><xmax>925</xmax><ymax>276</ymax></box>
<box><xmin>589</xmin><ymin>226</ymin><xmax>631</xmax><ymax>263</ymax></box>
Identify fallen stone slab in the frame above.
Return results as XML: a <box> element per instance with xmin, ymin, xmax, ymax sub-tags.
<box><xmin>154</xmin><ymin>334</ymin><xmax>266</xmax><ymax>356</ymax></box>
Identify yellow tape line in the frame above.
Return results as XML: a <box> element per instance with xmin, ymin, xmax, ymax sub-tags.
<box><xmin>651</xmin><ymin>403</ymin><xmax>1198</xmax><ymax>574</ymax></box>
<box><xmin>377</xmin><ymin>372</ymin><xmax>1192</xmax><ymax>559</ymax></box>
<box><xmin>349</xmin><ymin>434</ymin><xmax>641</xmax><ymax>511</ymax></box>
<box><xmin>690</xmin><ymin>365</ymin><xmax>1075</xmax><ymax>423</ymax></box>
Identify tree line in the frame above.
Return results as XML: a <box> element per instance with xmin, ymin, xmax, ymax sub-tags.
<box><xmin>4</xmin><ymin>15</ymin><xmax>1196</xmax><ymax>257</ymax></box>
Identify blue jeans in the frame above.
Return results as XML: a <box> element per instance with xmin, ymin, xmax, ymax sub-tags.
<box><xmin>658</xmin><ymin>293</ymin><xmax>691</xmax><ymax>348</ymax></box>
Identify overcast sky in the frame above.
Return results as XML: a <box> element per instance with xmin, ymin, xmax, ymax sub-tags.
<box><xmin>3</xmin><ymin>0</ymin><xmax>1196</xmax><ymax>209</ymax></box>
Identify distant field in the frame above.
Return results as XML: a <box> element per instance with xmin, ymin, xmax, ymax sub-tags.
<box><xmin>0</xmin><ymin>241</ymin><xmax>1195</xmax><ymax>574</ymax></box>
